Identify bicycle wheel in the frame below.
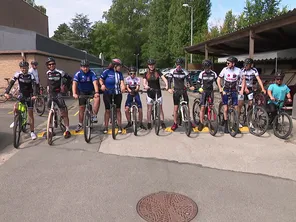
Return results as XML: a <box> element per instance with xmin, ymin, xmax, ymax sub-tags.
<box><xmin>132</xmin><ymin>107</ymin><xmax>138</xmax><ymax>136</ymax></box>
<box><xmin>227</xmin><ymin>108</ymin><xmax>239</xmax><ymax>137</ymax></box>
<box><xmin>34</xmin><ymin>96</ymin><xmax>45</xmax><ymax>116</ymax></box>
<box><xmin>192</xmin><ymin>99</ymin><xmax>201</xmax><ymax>125</ymax></box>
<box><xmin>218</xmin><ymin>102</ymin><xmax>224</xmax><ymax>126</ymax></box>
<box><xmin>239</xmin><ymin>104</ymin><xmax>246</xmax><ymax>126</ymax></box>
<box><xmin>208</xmin><ymin>106</ymin><xmax>219</xmax><ymax>136</ymax></box>
<box><xmin>154</xmin><ymin>103</ymin><xmax>161</xmax><ymax>135</ymax></box>
<box><xmin>13</xmin><ymin>113</ymin><xmax>22</xmax><ymax>148</ymax></box>
<box><xmin>254</xmin><ymin>93</ymin><xmax>266</xmax><ymax>106</ymax></box>
<box><xmin>111</xmin><ymin>105</ymin><xmax>116</xmax><ymax>140</ymax></box>
<box><xmin>182</xmin><ymin>105</ymin><xmax>192</xmax><ymax>137</ymax></box>
<box><xmin>83</xmin><ymin>109</ymin><xmax>92</xmax><ymax>143</ymax></box>
<box><xmin>47</xmin><ymin>110</ymin><xmax>54</xmax><ymax>145</ymax></box>
<box><xmin>273</xmin><ymin>112</ymin><xmax>293</xmax><ymax>139</ymax></box>
<box><xmin>247</xmin><ymin>106</ymin><xmax>269</xmax><ymax>137</ymax></box>
<box><xmin>0</xmin><ymin>87</ymin><xmax>8</xmax><ymax>103</ymax></box>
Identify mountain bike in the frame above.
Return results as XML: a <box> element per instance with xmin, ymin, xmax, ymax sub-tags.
<box><xmin>218</xmin><ymin>91</ymin><xmax>239</xmax><ymax>137</ymax></box>
<box><xmin>79</xmin><ymin>94</ymin><xmax>94</xmax><ymax>143</ymax></box>
<box><xmin>13</xmin><ymin>98</ymin><xmax>30</xmax><ymax>148</ymax></box>
<box><xmin>175</xmin><ymin>89</ymin><xmax>192</xmax><ymax>137</ymax></box>
<box><xmin>192</xmin><ymin>91</ymin><xmax>218</xmax><ymax>136</ymax></box>
<box><xmin>0</xmin><ymin>78</ymin><xmax>19</xmax><ymax>103</ymax></box>
<box><xmin>127</xmin><ymin>90</ymin><xmax>144</xmax><ymax>136</ymax></box>
<box><xmin>46</xmin><ymin>97</ymin><xmax>66</xmax><ymax>145</ymax></box>
<box><xmin>33</xmin><ymin>85</ymin><xmax>46</xmax><ymax>116</ymax></box>
<box><xmin>269</xmin><ymin>99</ymin><xmax>293</xmax><ymax>139</ymax></box>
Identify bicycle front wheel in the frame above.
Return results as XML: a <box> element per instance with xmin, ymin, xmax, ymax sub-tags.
<box><xmin>208</xmin><ymin>106</ymin><xmax>219</xmax><ymax>136</ymax></box>
<box><xmin>182</xmin><ymin>105</ymin><xmax>192</xmax><ymax>137</ymax></box>
<box><xmin>13</xmin><ymin>114</ymin><xmax>22</xmax><ymax>148</ymax></box>
<box><xmin>228</xmin><ymin>108</ymin><xmax>239</xmax><ymax>137</ymax></box>
<box><xmin>0</xmin><ymin>87</ymin><xmax>8</xmax><ymax>103</ymax></box>
<box><xmin>218</xmin><ymin>102</ymin><xmax>224</xmax><ymax>126</ymax></box>
<box><xmin>132</xmin><ymin>108</ymin><xmax>138</xmax><ymax>136</ymax></box>
<box><xmin>273</xmin><ymin>112</ymin><xmax>293</xmax><ymax>139</ymax></box>
<box><xmin>47</xmin><ymin>110</ymin><xmax>54</xmax><ymax>145</ymax></box>
<box><xmin>83</xmin><ymin>109</ymin><xmax>92</xmax><ymax>143</ymax></box>
<box><xmin>247</xmin><ymin>106</ymin><xmax>269</xmax><ymax>137</ymax></box>
<box><xmin>34</xmin><ymin>96</ymin><xmax>45</xmax><ymax>116</ymax></box>
<box><xmin>192</xmin><ymin>99</ymin><xmax>201</xmax><ymax>125</ymax></box>
<box><xmin>154</xmin><ymin>103</ymin><xmax>161</xmax><ymax>135</ymax></box>
<box><xmin>111</xmin><ymin>105</ymin><xmax>116</xmax><ymax>140</ymax></box>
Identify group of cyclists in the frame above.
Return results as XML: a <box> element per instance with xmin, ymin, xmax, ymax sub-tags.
<box><xmin>3</xmin><ymin>55</ymin><xmax>293</xmax><ymax>141</ymax></box>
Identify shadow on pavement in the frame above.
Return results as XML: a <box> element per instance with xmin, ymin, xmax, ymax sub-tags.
<box><xmin>0</xmin><ymin>132</ymin><xmax>13</xmax><ymax>151</ymax></box>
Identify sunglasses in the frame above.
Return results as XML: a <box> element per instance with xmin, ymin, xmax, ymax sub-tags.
<box><xmin>130</xmin><ymin>72</ymin><xmax>136</xmax><ymax>74</ymax></box>
<box><xmin>276</xmin><ymin>78</ymin><xmax>283</xmax><ymax>81</ymax></box>
<box><xmin>226</xmin><ymin>62</ymin><xmax>231</xmax><ymax>65</ymax></box>
<box><xmin>48</xmin><ymin>63</ymin><xmax>55</xmax><ymax>66</ymax></box>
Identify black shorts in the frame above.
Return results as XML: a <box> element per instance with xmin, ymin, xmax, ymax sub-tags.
<box><xmin>173</xmin><ymin>90</ymin><xmax>189</xmax><ymax>106</ymax></box>
<box><xmin>200</xmin><ymin>91</ymin><xmax>214</xmax><ymax>106</ymax></box>
<box><xmin>18</xmin><ymin>96</ymin><xmax>34</xmax><ymax>109</ymax></box>
<box><xmin>79</xmin><ymin>91</ymin><xmax>94</xmax><ymax>106</ymax></box>
<box><xmin>47</xmin><ymin>93</ymin><xmax>66</xmax><ymax>110</ymax></box>
<box><xmin>103</xmin><ymin>93</ymin><xmax>122</xmax><ymax>110</ymax></box>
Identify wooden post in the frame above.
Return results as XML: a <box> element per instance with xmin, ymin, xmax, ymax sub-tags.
<box><xmin>249</xmin><ymin>30</ymin><xmax>254</xmax><ymax>58</ymax></box>
<box><xmin>205</xmin><ymin>44</ymin><xmax>209</xmax><ymax>59</ymax></box>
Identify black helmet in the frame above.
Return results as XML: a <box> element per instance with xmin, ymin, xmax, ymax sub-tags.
<box><xmin>46</xmin><ymin>57</ymin><xmax>55</xmax><ymax>65</ymax></box>
<box><xmin>202</xmin><ymin>59</ymin><xmax>212</xmax><ymax>68</ymax></box>
<box><xmin>176</xmin><ymin>58</ymin><xmax>184</xmax><ymax>65</ymax></box>
<box><xmin>129</xmin><ymin>66</ymin><xmax>137</xmax><ymax>73</ymax></box>
<box><xmin>31</xmin><ymin>61</ymin><xmax>38</xmax><ymax>66</ymax></box>
<box><xmin>112</xmin><ymin>58</ymin><xmax>122</xmax><ymax>66</ymax></box>
<box><xmin>275</xmin><ymin>72</ymin><xmax>285</xmax><ymax>80</ymax></box>
<box><xmin>80</xmin><ymin>59</ymin><xmax>90</xmax><ymax>66</ymax></box>
<box><xmin>19</xmin><ymin>61</ymin><xmax>29</xmax><ymax>67</ymax></box>
<box><xmin>147</xmin><ymin>59</ymin><xmax>156</xmax><ymax>65</ymax></box>
<box><xmin>227</xmin><ymin>56</ymin><xmax>238</xmax><ymax>64</ymax></box>
<box><xmin>244</xmin><ymin>58</ymin><xmax>254</xmax><ymax>65</ymax></box>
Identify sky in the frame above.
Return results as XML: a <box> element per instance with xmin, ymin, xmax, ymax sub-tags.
<box><xmin>37</xmin><ymin>0</ymin><xmax>296</xmax><ymax>37</ymax></box>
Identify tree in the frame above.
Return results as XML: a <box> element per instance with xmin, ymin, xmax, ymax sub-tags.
<box><xmin>221</xmin><ymin>10</ymin><xmax>236</xmax><ymax>34</ymax></box>
<box><xmin>51</xmin><ymin>23</ymin><xmax>75</xmax><ymax>46</ymax></box>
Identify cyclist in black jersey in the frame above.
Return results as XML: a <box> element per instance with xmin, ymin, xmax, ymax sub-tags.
<box><xmin>46</xmin><ymin>57</ymin><xmax>72</xmax><ymax>139</ymax></box>
<box><xmin>167</xmin><ymin>58</ymin><xmax>195</xmax><ymax>131</ymax></box>
<box><xmin>4</xmin><ymin>61</ymin><xmax>38</xmax><ymax>140</ymax></box>
<box><xmin>196</xmin><ymin>59</ymin><xmax>218</xmax><ymax>131</ymax></box>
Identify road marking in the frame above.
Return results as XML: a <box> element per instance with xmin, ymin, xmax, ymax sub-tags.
<box><xmin>165</xmin><ymin>126</ymin><xmax>249</xmax><ymax>133</ymax></box>
<box><xmin>74</xmin><ymin>111</ymin><xmax>79</xmax><ymax>116</ymax></box>
<box><xmin>8</xmin><ymin>111</ymin><xmax>13</xmax><ymax>114</ymax></box>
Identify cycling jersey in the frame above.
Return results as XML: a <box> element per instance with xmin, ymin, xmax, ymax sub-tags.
<box><xmin>267</xmin><ymin>83</ymin><xmax>290</xmax><ymax>107</ymax></box>
<box><xmin>73</xmin><ymin>69</ymin><xmax>97</xmax><ymax>93</ymax></box>
<box><xmin>219</xmin><ymin>67</ymin><xmax>243</xmax><ymax>91</ymax></box>
<box><xmin>143</xmin><ymin>70</ymin><xmax>162</xmax><ymax>89</ymax></box>
<box><xmin>168</xmin><ymin>68</ymin><xmax>190</xmax><ymax>90</ymax></box>
<box><xmin>100</xmin><ymin>69</ymin><xmax>123</xmax><ymax>95</ymax></box>
<box><xmin>47</xmin><ymin>69</ymin><xmax>71</xmax><ymax>93</ymax></box>
<box><xmin>5</xmin><ymin>71</ymin><xmax>36</xmax><ymax>97</ymax></box>
<box><xmin>125</xmin><ymin>76</ymin><xmax>140</xmax><ymax>90</ymax></box>
<box><xmin>29</xmin><ymin>67</ymin><xmax>39</xmax><ymax>84</ymax></box>
<box><xmin>239</xmin><ymin>67</ymin><xmax>259</xmax><ymax>88</ymax></box>
<box><xmin>197</xmin><ymin>70</ymin><xmax>217</xmax><ymax>91</ymax></box>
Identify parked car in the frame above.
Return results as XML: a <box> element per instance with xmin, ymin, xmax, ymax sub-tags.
<box><xmin>139</xmin><ymin>68</ymin><xmax>148</xmax><ymax>75</ymax></box>
<box><xmin>91</xmin><ymin>67</ymin><xmax>106</xmax><ymax>78</ymax></box>
<box><xmin>187</xmin><ymin>70</ymin><xmax>202</xmax><ymax>91</ymax></box>
<box><xmin>161</xmin><ymin>68</ymin><xmax>172</xmax><ymax>78</ymax></box>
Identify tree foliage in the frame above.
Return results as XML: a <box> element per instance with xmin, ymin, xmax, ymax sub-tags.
<box><xmin>24</xmin><ymin>0</ymin><xmax>46</xmax><ymax>14</ymax></box>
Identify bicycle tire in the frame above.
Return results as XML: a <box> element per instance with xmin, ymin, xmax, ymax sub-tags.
<box><xmin>208</xmin><ymin>106</ymin><xmax>219</xmax><ymax>136</ymax></box>
<box><xmin>34</xmin><ymin>96</ymin><xmax>45</xmax><ymax>116</ymax></box>
<box><xmin>192</xmin><ymin>99</ymin><xmax>201</xmax><ymax>125</ymax></box>
<box><xmin>239</xmin><ymin>104</ymin><xmax>247</xmax><ymax>126</ymax></box>
<box><xmin>84</xmin><ymin>109</ymin><xmax>92</xmax><ymax>143</ymax></box>
<box><xmin>13</xmin><ymin>113</ymin><xmax>21</xmax><ymax>148</ymax></box>
<box><xmin>132</xmin><ymin>107</ymin><xmax>138</xmax><ymax>136</ymax></box>
<box><xmin>155</xmin><ymin>103</ymin><xmax>161</xmax><ymax>135</ymax></box>
<box><xmin>47</xmin><ymin>110</ymin><xmax>54</xmax><ymax>145</ymax></box>
<box><xmin>228</xmin><ymin>108</ymin><xmax>239</xmax><ymax>137</ymax></box>
<box><xmin>111</xmin><ymin>105</ymin><xmax>116</xmax><ymax>140</ymax></box>
<box><xmin>21</xmin><ymin>106</ymin><xmax>28</xmax><ymax>133</ymax></box>
<box><xmin>0</xmin><ymin>87</ymin><xmax>8</xmax><ymax>103</ymax></box>
<box><xmin>183</xmin><ymin>105</ymin><xmax>192</xmax><ymax>137</ymax></box>
<box><xmin>273</xmin><ymin>112</ymin><xmax>293</xmax><ymax>139</ymax></box>
<box><xmin>218</xmin><ymin>102</ymin><xmax>224</xmax><ymax>126</ymax></box>
<box><xmin>247</xmin><ymin>106</ymin><xmax>269</xmax><ymax>137</ymax></box>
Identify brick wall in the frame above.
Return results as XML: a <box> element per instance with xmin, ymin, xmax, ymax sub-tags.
<box><xmin>0</xmin><ymin>0</ymin><xmax>48</xmax><ymax>36</ymax></box>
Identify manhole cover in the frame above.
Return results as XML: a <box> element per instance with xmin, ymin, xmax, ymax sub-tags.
<box><xmin>136</xmin><ymin>191</ymin><xmax>198</xmax><ymax>222</ymax></box>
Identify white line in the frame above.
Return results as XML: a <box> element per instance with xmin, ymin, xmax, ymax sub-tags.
<box><xmin>74</xmin><ymin>111</ymin><xmax>79</xmax><ymax>116</ymax></box>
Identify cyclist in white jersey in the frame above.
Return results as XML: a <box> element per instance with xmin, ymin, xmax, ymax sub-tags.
<box><xmin>237</xmin><ymin>58</ymin><xmax>266</xmax><ymax>127</ymax></box>
<box><xmin>217</xmin><ymin>56</ymin><xmax>245</xmax><ymax>134</ymax></box>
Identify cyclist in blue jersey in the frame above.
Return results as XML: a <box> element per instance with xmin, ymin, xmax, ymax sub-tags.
<box><xmin>72</xmin><ymin>60</ymin><xmax>100</xmax><ymax>132</ymax></box>
<box><xmin>99</xmin><ymin>58</ymin><xmax>126</xmax><ymax>134</ymax></box>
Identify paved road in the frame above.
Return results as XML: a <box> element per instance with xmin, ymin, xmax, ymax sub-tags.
<box><xmin>0</xmin><ymin>90</ymin><xmax>296</xmax><ymax>221</ymax></box>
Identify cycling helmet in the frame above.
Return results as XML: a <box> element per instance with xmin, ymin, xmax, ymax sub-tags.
<box><xmin>176</xmin><ymin>58</ymin><xmax>184</xmax><ymax>65</ymax></box>
<box><xmin>19</xmin><ymin>61</ymin><xmax>29</xmax><ymax>67</ymax></box>
<box><xmin>31</xmin><ymin>61</ymin><xmax>38</xmax><ymax>66</ymax></box>
<box><xmin>227</xmin><ymin>56</ymin><xmax>238</xmax><ymax>64</ymax></box>
<box><xmin>147</xmin><ymin>59</ymin><xmax>156</xmax><ymax>65</ymax></box>
<box><xmin>112</xmin><ymin>58</ymin><xmax>122</xmax><ymax>66</ymax></box>
<box><xmin>129</xmin><ymin>66</ymin><xmax>137</xmax><ymax>73</ymax></box>
<box><xmin>244</xmin><ymin>58</ymin><xmax>254</xmax><ymax>65</ymax></box>
<box><xmin>275</xmin><ymin>72</ymin><xmax>285</xmax><ymax>80</ymax></box>
<box><xmin>202</xmin><ymin>59</ymin><xmax>212</xmax><ymax>68</ymax></box>
<box><xmin>46</xmin><ymin>57</ymin><xmax>55</xmax><ymax>65</ymax></box>
<box><xmin>80</xmin><ymin>59</ymin><xmax>90</xmax><ymax>66</ymax></box>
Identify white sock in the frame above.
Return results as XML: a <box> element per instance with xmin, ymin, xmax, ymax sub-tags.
<box><xmin>66</xmin><ymin>126</ymin><xmax>69</xmax><ymax>131</ymax></box>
